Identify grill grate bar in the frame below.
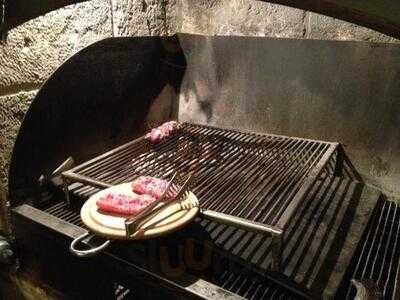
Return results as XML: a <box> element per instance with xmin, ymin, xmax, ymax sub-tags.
<box><xmin>201</xmin><ymin>138</ymin><xmax>298</xmax><ymax>211</ymax></box>
<box><xmin>81</xmin><ymin>138</ymin><xmax>149</xmax><ymax>177</ymax></box>
<box><xmin>380</xmin><ymin>203</ymin><xmax>399</xmax><ymax>295</ymax></box>
<box><xmin>375</xmin><ymin>202</ymin><xmax>396</xmax><ymax>283</ymax></box>
<box><xmin>358</xmin><ymin>202</ymin><xmax>390</xmax><ymax>280</ymax></box>
<box><xmin>134</xmin><ymin>128</ymin><xmax>243</xmax><ymax>181</ymax></box>
<box><xmin>44</xmin><ymin>202</ymin><xmax>66</xmax><ymax>214</ymax></box>
<box><xmin>190</xmin><ymin>135</ymin><xmax>280</xmax><ymax>201</ymax></box>
<box><xmin>105</xmin><ymin>126</ymin><xmax>232</xmax><ymax>184</ymax></box>
<box><xmin>236</xmin><ymin>141</ymin><xmax>318</xmax><ymax>222</ymax></box>
<box><xmin>264</xmin><ymin>144</ymin><xmax>329</xmax><ymax>224</ymax></box>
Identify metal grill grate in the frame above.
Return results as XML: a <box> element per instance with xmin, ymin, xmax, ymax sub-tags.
<box><xmin>43</xmin><ymin>201</ymin><xmax>84</xmax><ymax>227</ymax></box>
<box><xmin>63</xmin><ymin>123</ymin><xmax>337</xmax><ymax>233</ymax></box>
<box><xmin>60</xmin><ymin>122</ymin><xmax>338</xmax><ymax>270</ymax></box>
<box><xmin>337</xmin><ymin>199</ymin><xmax>400</xmax><ymax>300</ymax></box>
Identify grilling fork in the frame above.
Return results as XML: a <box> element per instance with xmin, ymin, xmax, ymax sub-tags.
<box><xmin>124</xmin><ymin>172</ymin><xmax>194</xmax><ymax>237</ymax></box>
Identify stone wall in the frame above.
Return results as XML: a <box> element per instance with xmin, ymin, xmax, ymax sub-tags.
<box><xmin>0</xmin><ymin>0</ymin><xmax>173</xmax><ymax>192</ymax></box>
<box><xmin>178</xmin><ymin>0</ymin><xmax>398</xmax><ymax>43</ymax></box>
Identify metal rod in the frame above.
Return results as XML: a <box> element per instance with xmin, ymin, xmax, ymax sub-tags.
<box><xmin>62</xmin><ymin>176</ymin><xmax>71</xmax><ymax>205</ymax></box>
<box><xmin>276</xmin><ymin>143</ymin><xmax>338</xmax><ymax>230</ymax></box>
<box><xmin>383</xmin><ymin>203</ymin><xmax>400</xmax><ymax>295</ymax></box>
<box><xmin>344</xmin><ymin>201</ymin><xmax>386</xmax><ymax>300</ymax></box>
<box><xmin>262</xmin><ymin>143</ymin><xmax>329</xmax><ymax>224</ymax></box>
<box><xmin>201</xmin><ymin>209</ymin><xmax>282</xmax><ymax>236</ymax></box>
<box><xmin>225</xmin><ymin>139</ymin><xmax>310</xmax><ymax>219</ymax></box>
<box><xmin>62</xmin><ymin>171</ymin><xmax>112</xmax><ymax>189</ymax></box>
<box><xmin>193</xmin><ymin>122</ymin><xmax>336</xmax><ymax>145</ymax></box>
<box><xmin>70</xmin><ymin>136</ymin><xmax>146</xmax><ymax>173</ymax></box>
<box><xmin>202</xmin><ymin>137</ymin><xmax>296</xmax><ymax>211</ymax></box>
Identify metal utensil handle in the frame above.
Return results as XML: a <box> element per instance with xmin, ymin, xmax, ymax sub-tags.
<box><xmin>125</xmin><ymin>173</ymin><xmax>177</xmax><ymax>236</ymax></box>
<box><xmin>132</xmin><ymin>182</ymin><xmax>192</xmax><ymax>233</ymax></box>
<box><xmin>125</xmin><ymin>173</ymin><xmax>193</xmax><ymax>237</ymax></box>
<box><xmin>70</xmin><ymin>232</ymin><xmax>111</xmax><ymax>257</ymax></box>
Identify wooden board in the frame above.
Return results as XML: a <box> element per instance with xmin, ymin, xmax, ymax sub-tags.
<box><xmin>81</xmin><ymin>183</ymin><xmax>199</xmax><ymax>240</ymax></box>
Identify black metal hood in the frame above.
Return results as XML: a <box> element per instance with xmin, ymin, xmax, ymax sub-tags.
<box><xmin>8</xmin><ymin>35</ymin><xmax>185</xmax><ymax>206</ymax></box>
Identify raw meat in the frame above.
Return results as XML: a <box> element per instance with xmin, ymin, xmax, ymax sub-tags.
<box><xmin>146</xmin><ymin>121</ymin><xmax>180</xmax><ymax>144</ymax></box>
<box><xmin>160</xmin><ymin>121</ymin><xmax>179</xmax><ymax>135</ymax></box>
<box><xmin>131</xmin><ymin>176</ymin><xmax>169</xmax><ymax>200</ymax></box>
<box><xmin>96</xmin><ymin>192</ymin><xmax>156</xmax><ymax>216</ymax></box>
<box><xmin>146</xmin><ymin>128</ymin><xmax>163</xmax><ymax>144</ymax></box>
<box><xmin>131</xmin><ymin>176</ymin><xmax>180</xmax><ymax>201</ymax></box>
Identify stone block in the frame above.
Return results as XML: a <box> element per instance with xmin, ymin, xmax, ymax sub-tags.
<box><xmin>0</xmin><ymin>0</ymin><xmax>112</xmax><ymax>93</ymax></box>
<box><xmin>112</xmin><ymin>0</ymin><xmax>170</xmax><ymax>36</ymax></box>
<box><xmin>307</xmin><ymin>12</ymin><xmax>399</xmax><ymax>43</ymax></box>
<box><xmin>180</xmin><ymin>0</ymin><xmax>306</xmax><ymax>38</ymax></box>
<box><xmin>0</xmin><ymin>91</ymin><xmax>36</xmax><ymax>187</ymax></box>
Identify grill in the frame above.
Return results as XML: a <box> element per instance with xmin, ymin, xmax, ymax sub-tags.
<box><xmin>34</xmin><ymin>179</ymin><xmax>400</xmax><ymax>299</ymax></box>
<box><xmin>5</xmin><ymin>34</ymin><xmax>399</xmax><ymax>300</ymax></box>
<box><xmin>61</xmin><ymin>122</ymin><xmax>338</xmax><ymax>269</ymax></box>
<box><xmin>337</xmin><ymin>199</ymin><xmax>400</xmax><ymax>300</ymax></box>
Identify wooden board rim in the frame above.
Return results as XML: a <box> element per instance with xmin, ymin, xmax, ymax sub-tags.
<box><xmin>80</xmin><ymin>183</ymin><xmax>199</xmax><ymax>240</ymax></box>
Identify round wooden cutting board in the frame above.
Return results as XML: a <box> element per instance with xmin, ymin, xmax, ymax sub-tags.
<box><xmin>81</xmin><ymin>183</ymin><xmax>199</xmax><ymax>240</ymax></box>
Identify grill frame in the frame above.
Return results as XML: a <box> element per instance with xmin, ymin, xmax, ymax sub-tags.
<box><xmin>61</xmin><ymin>122</ymin><xmax>339</xmax><ymax>270</ymax></box>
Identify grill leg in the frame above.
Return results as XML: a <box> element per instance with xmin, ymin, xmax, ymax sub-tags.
<box><xmin>271</xmin><ymin>235</ymin><xmax>282</xmax><ymax>272</ymax></box>
<box><xmin>334</xmin><ymin>146</ymin><xmax>344</xmax><ymax>177</ymax></box>
<box><xmin>62</xmin><ymin>177</ymin><xmax>71</xmax><ymax>206</ymax></box>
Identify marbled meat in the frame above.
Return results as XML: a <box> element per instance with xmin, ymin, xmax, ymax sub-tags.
<box><xmin>96</xmin><ymin>193</ymin><xmax>156</xmax><ymax>216</ymax></box>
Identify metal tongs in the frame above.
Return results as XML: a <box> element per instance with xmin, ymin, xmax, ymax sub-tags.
<box><xmin>124</xmin><ymin>172</ymin><xmax>194</xmax><ymax>237</ymax></box>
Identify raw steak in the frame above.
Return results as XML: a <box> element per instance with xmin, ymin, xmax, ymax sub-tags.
<box><xmin>132</xmin><ymin>176</ymin><xmax>180</xmax><ymax>201</ymax></box>
<box><xmin>146</xmin><ymin>121</ymin><xmax>180</xmax><ymax>144</ymax></box>
<box><xmin>146</xmin><ymin>128</ymin><xmax>163</xmax><ymax>144</ymax></box>
<box><xmin>160</xmin><ymin>121</ymin><xmax>179</xmax><ymax>135</ymax></box>
<box><xmin>131</xmin><ymin>176</ymin><xmax>169</xmax><ymax>200</ymax></box>
<box><xmin>96</xmin><ymin>192</ymin><xmax>156</xmax><ymax>216</ymax></box>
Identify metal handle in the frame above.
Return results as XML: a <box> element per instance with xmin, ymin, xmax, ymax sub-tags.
<box><xmin>125</xmin><ymin>172</ymin><xmax>193</xmax><ymax>237</ymax></box>
<box><xmin>70</xmin><ymin>232</ymin><xmax>111</xmax><ymax>257</ymax></box>
<box><xmin>125</xmin><ymin>173</ymin><xmax>177</xmax><ymax>237</ymax></box>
